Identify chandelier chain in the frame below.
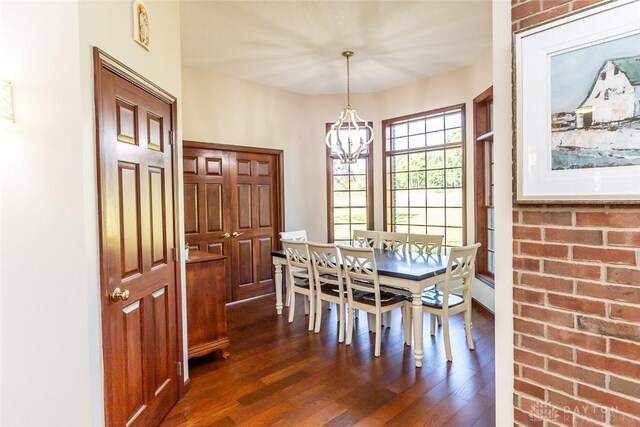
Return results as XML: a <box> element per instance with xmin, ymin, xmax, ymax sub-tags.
<box><xmin>346</xmin><ymin>54</ymin><xmax>351</xmax><ymax>107</ymax></box>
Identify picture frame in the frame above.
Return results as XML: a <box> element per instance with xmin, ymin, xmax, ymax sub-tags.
<box><xmin>515</xmin><ymin>0</ymin><xmax>640</xmax><ymax>202</ymax></box>
<box><xmin>133</xmin><ymin>0</ymin><xmax>150</xmax><ymax>51</ymax></box>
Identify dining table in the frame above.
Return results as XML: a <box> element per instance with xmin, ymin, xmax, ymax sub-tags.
<box><xmin>271</xmin><ymin>248</ymin><xmax>451</xmax><ymax>368</ymax></box>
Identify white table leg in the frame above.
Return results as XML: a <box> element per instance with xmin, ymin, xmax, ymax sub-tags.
<box><xmin>274</xmin><ymin>263</ymin><xmax>283</xmax><ymax>315</ymax></box>
<box><xmin>412</xmin><ymin>291</ymin><xmax>424</xmax><ymax>368</ymax></box>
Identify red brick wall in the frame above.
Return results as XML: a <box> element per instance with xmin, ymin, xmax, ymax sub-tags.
<box><xmin>511</xmin><ymin>1</ymin><xmax>640</xmax><ymax>426</ymax></box>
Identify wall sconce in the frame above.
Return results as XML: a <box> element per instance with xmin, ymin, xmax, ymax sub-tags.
<box><xmin>1</xmin><ymin>79</ymin><xmax>14</xmax><ymax>122</ymax></box>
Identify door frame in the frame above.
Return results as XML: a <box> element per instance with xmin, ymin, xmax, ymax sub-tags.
<box><xmin>182</xmin><ymin>140</ymin><xmax>285</xmax><ymax>250</ymax></box>
<box><xmin>93</xmin><ymin>48</ymin><xmax>187</xmax><ymax>420</ymax></box>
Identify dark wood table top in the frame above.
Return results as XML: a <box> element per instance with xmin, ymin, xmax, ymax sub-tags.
<box><xmin>271</xmin><ymin>248</ymin><xmax>450</xmax><ymax>282</ymax></box>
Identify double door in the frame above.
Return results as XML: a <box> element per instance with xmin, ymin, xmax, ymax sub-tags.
<box><xmin>183</xmin><ymin>143</ymin><xmax>282</xmax><ymax>301</ymax></box>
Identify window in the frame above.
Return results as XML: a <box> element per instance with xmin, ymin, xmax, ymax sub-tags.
<box><xmin>326</xmin><ymin>123</ymin><xmax>373</xmax><ymax>244</ymax></box>
<box><xmin>474</xmin><ymin>87</ymin><xmax>494</xmax><ymax>285</ymax></box>
<box><xmin>383</xmin><ymin>105</ymin><xmax>465</xmax><ymax>252</ymax></box>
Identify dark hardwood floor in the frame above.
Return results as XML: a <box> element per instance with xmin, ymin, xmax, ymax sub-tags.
<box><xmin>161</xmin><ymin>294</ymin><xmax>496</xmax><ymax>426</ymax></box>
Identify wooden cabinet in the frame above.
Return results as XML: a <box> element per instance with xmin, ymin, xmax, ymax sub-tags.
<box><xmin>186</xmin><ymin>251</ymin><xmax>230</xmax><ymax>359</ymax></box>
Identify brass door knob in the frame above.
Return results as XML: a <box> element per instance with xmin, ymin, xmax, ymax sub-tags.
<box><xmin>221</xmin><ymin>232</ymin><xmax>231</xmax><ymax>238</ymax></box>
<box><xmin>232</xmin><ymin>231</ymin><xmax>244</xmax><ymax>237</ymax></box>
<box><xmin>110</xmin><ymin>288</ymin><xmax>130</xmax><ymax>302</ymax></box>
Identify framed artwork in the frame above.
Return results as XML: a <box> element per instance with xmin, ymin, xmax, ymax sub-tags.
<box><xmin>515</xmin><ymin>0</ymin><xmax>640</xmax><ymax>202</ymax></box>
<box><xmin>133</xmin><ymin>0</ymin><xmax>150</xmax><ymax>51</ymax></box>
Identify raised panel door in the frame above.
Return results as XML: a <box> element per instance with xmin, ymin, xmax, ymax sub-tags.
<box><xmin>97</xmin><ymin>65</ymin><xmax>178</xmax><ymax>426</ymax></box>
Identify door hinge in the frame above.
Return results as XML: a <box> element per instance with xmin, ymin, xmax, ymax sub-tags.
<box><xmin>176</xmin><ymin>361</ymin><xmax>182</xmax><ymax>377</ymax></box>
<box><xmin>172</xmin><ymin>247</ymin><xmax>178</xmax><ymax>262</ymax></box>
<box><xmin>169</xmin><ymin>130</ymin><xmax>175</xmax><ymax>146</ymax></box>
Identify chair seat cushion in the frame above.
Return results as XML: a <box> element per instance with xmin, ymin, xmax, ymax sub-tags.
<box><xmin>320</xmin><ymin>283</ymin><xmax>345</xmax><ymax>295</ymax></box>
<box><xmin>420</xmin><ymin>289</ymin><xmax>464</xmax><ymax>309</ymax></box>
<box><xmin>292</xmin><ymin>278</ymin><xmax>310</xmax><ymax>288</ymax></box>
<box><xmin>354</xmin><ymin>291</ymin><xmax>406</xmax><ymax>307</ymax></box>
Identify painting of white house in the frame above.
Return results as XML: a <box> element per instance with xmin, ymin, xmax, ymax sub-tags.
<box><xmin>550</xmin><ymin>33</ymin><xmax>640</xmax><ymax>170</ymax></box>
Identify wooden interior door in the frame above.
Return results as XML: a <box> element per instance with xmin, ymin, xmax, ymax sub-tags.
<box><xmin>95</xmin><ymin>51</ymin><xmax>180</xmax><ymax>426</ymax></box>
<box><xmin>183</xmin><ymin>142</ymin><xmax>283</xmax><ymax>302</ymax></box>
<box><xmin>230</xmin><ymin>152</ymin><xmax>278</xmax><ymax>300</ymax></box>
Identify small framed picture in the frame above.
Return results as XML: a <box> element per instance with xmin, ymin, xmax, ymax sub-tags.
<box><xmin>515</xmin><ymin>0</ymin><xmax>640</xmax><ymax>202</ymax></box>
<box><xmin>133</xmin><ymin>0</ymin><xmax>150</xmax><ymax>51</ymax></box>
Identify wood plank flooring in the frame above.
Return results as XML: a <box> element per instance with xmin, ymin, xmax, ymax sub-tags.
<box><xmin>161</xmin><ymin>294</ymin><xmax>496</xmax><ymax>426</ymax></box>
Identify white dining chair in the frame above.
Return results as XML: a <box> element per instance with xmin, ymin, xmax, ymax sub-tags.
<box><xmin>279</xmin><ymin>230</ymin><xmax>307</xmax><ymax>308</ymax></box>
<box><xmin>406</xmin><ymin>233</ymin><xmax>444</xmax><ymax>255</ymax></box>
<box><xmin>279</xmin><ymin>230</ymin><xmax>307</xmax><ymax>241</ymax></box>
<box><xmin>378</xmin><ymin>231</ymin><xmax>408</xmax><ymax>250</ymax></box>
<box><xmin>352</xmin><ymin>230</ymin><xmax>379</xmax><ymax>248</ymax></box>
<box><xmin>281</xmin><ymin>239</ymin><xmax>316</xmax><ymax>331</ymax></box>
<box><xmin>337</xmin><ymin>245</ymin><xmax>411</xmax><ymax>357</ymax></box>
<box><xmin>419</xmin><ymin>243</ymin><xmax>480</xmax><ymax>361</ymax></box>
<box><xmin>308</xmin><ymin>242</ymin><xmax>347</xmax><ymax>342</ymax></box>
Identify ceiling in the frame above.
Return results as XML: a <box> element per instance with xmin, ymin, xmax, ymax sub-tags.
<box><xmin>180</xmin><ymin>1</ymin><xmax>492</xmax><ymax>95</ymax></box>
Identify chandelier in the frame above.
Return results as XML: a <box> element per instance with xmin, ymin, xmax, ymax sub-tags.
<box><xmin>325</xmin><ymin>51</ymin><xmax>374</xmax><ymax>164</ymax></box>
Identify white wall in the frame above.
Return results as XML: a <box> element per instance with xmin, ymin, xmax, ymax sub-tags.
<box><xmin>77</xmin><ymin>2</ymin><xmax>184</xmax><ymax>419</ymax></box>
<box><xmin>182</xmin><ymin>67</ymin><xmax>318</xmax><ymax>238</ymax></box>
<box><xmin>492</xmin><ymin>0</ymin><xmax>515</xmax><ymax>425</ymax></box>
<box><xmin>0</xmin><ymin>1</ymin><xmax>183</xmax><ymax>425</ymax></box>
<box><xmin>0</xmin><ymin>2</ymin><xmax>92</xmax><ymax>425</ymax></box>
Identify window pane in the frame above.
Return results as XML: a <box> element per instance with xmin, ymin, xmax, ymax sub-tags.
<box><xmin>426</xmin><ymin>170</ymin><xmax>445</xmax><ymax>188</ymax></box>
<box><xmin>393</xmin><ymin>208</ymin><xmax>409</xmax><ymax>225</ymax></box>
<box><xmin>394</xmin><ymin>224</ymin><xmax>409</xmax><ymax>233</ymax></box>
<box><xmin>427</xmin><ymin>226</ymin><xmax>446</xmax><ymax>237</ymax></box>
<box><xmin>333</xmin><ymin>159</ymin><xmax>350</xmax><ymax>175</ymax></box>
<box><xmin>487</xmin><ymin>207</ymin><xmax>495</xmax><ymax>229</ymax></box>
<box><xmin>392</xmin><ymin>156</ymin><xmax>408</xmax><ymax>173</ymax></box>
<box><xmin>334</xmin><ymin>191</ymin><xmax>350</xmax><ymax>207</ymax></box>
<box><xmin>350</xmin><ymin>158</ymin><xmax>367</xmax><ymax>175</ymax></box>
<box><xmin>446</xmin><ymin>128</ymin><xmax>462</xmax><ymax>144</ymax></box>
<box><xmin>350</xmin><ymin>175</ymin><xmax>366</xmax><ymax>191</ymax></box>
<box><xmin>445</xmin><ymin>112</ymin><xmax>461</xmax><ymax>128</ymax></box>
<box><xmin>446</xmin><ymin>168</ymin><xmax>462</xmax><ymax>188</ymax></box>
<box><xmin>334</xmin><ymin>224</ymin><xmax>352</xmax><ymax>241</ymax></box>
<box><xmin>426</xmin><ymin>150</ymin><xmax>445</xmax><ymax>169</ymax></box>
<box><xmin>427</xmin><ymin>208</ymin><xmax>445</xmax><ymax>226</ymax></box>
<box><xmin>446</xmin><ymin>227</ymin><xmax>463</xmax><ymax>247</ymax></box>
<box><xmin>427</xmin><ymin>189</ymin><xmax>445</xmax><ymax>206</ymax></box>
<box><xmin>426</xmin><ymin>131</ymin><xmax>444</xmax><ymax>146</ymax></box>
<box><xmin>350</xmin><ymin>191</ymin><xmax>366</xmax><ymax>206</ymax></box>
<box><xmin>409</xmin><ymin>207</ymin><xmax>427</xmax><ymax>225</ymax></box>
<box><xmin>488</xmin><ymin>229</ymin><xmax>495</xmax><ymax>251</ymax></box>
<box><xmin>446</xmin><ymin>189</ymin><xmax>463</xmax><ymax>207</ymax></box>
<box><xmin>409</xmin><ymin>225</ymin><xmax>426</xmax><ymax>235</ymax></box>
<box><xmin>393</xmin><ymin>136</ymin><xmax>408</xmax><ymax>151</ymax></box>
<box><xmin>393</xmin><ymin>190</ymin><xmax>409</xmax><ymax>207</ymax></box>
<box><xmin>409</xmin><ymin>152</ymin><xmax>425</xmax><ymax>171</ymax></box>
<box><xmin>446</xmin><ymin>147</ymin><xmax>462</xmax><ymax>168</ymax></box>
<box><xmin>333</xmin><ymin>175</ymin><xmax>350</xmax><ymax>191</ymax></box>
<box><xmin>393</xmin><ymin>122</ymin><xmax>408</xmax><ymax>138</ymax></box>
<box><xmin>488</xmin><ymin>251</ymin><xmax>495</xmax><ymax>274</ymax></box>
<box><xmin>351</xmin><ymin>208</ymin><xmax>367</xmax><ymax>224</ymax></box>
<box><xmin>426</xmin><ymin>116</ymin><xmax>444</xmax><ymax>132</ymax></box>
<box><xmin>409</xmin><ymin>119</ymin><xmax>425</xmax><ymax>135</ymax></box>
<box><xmin>393</xmin><ymin>173</ymin><xmax>408</xmax><ymax>189</ymax></box>
<box><xmin>408</xmin><ymin>133</ymin><xmax>426</xmax><ymax>149</ymax></box>
<box><xmin>409</xmin><ymin>189</ymin><xmax>426</xmax><ymax>206</ymax></box>
<box><xmin>334</xmin><ymin>208</ymin><xmax>350</xmax><ymax>223</ymax></box>
<box><xmin>446</xmin><ymin>208</ymin><xmax>463</xmax><ymax>227</ymax></box>
<box><xmin>409</xmin><ymin>171</ymin><xmax>425</xmax><ymax>189</ymax></box>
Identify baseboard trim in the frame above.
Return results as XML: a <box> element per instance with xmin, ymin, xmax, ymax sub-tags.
<box><xmin>226</xmin><ymin>292</ymin><xmax>275</xmax><ymax>306</ymax></box>
<box><xmin>472</xmin><ymin>298</ymin><xmax>494</xmax><ymax>316</ymax></box>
